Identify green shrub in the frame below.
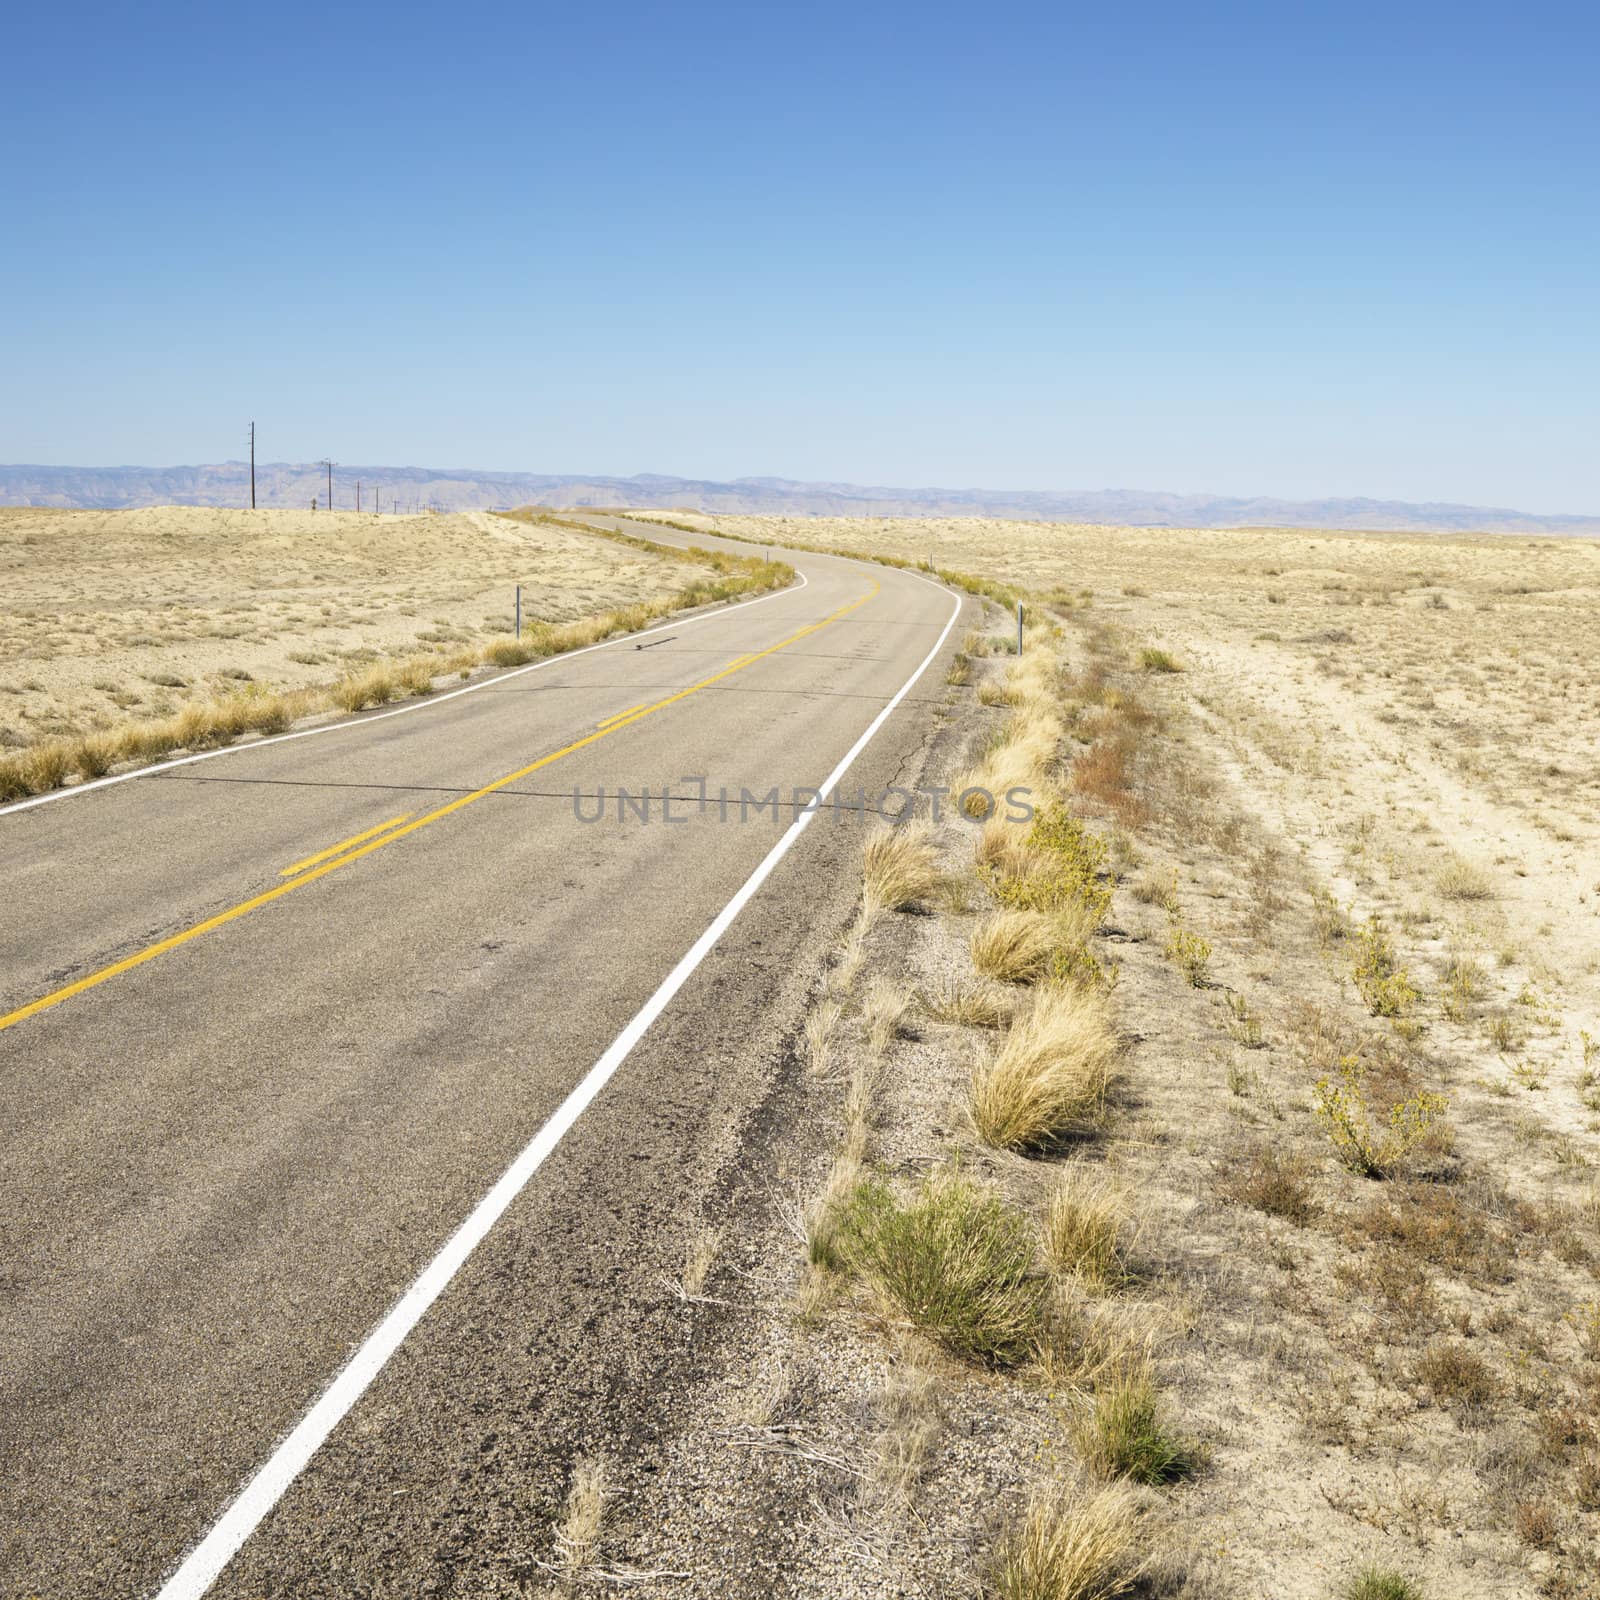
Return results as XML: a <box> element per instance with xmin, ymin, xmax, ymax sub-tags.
<box><xmin>1342</xmin><ymin>1568</ymin><xmax>1424</xmax><ymax>1600</ymax></box>
<box><xmin>1164</xmin><ymin>922</ymin><xmax>1211</xmax><ymax>986</ymax></box>
<box><xmin>988</xmin><ymin>802</ymin><xmax>1111</xmax><ymax>923</ymax></box>
<box><xmin>1137</xmin><ymin>647</ymin><xmax>1182</xmax><ymax>673</ymax></box>
<box><xmin>836</xmin><ymin>1171</ymin><xmax>1045</xmax><ymax>1365</ymax></box>
<box><xmin>1351</xmin><ymin>917</ymin><xmax>1419</xmax><ymax>1017</ymax></box>
<box><xmin>1313</xmin><ymin>1057</ymin><xmax>1447</xmax><ymax>1178</ymax></box>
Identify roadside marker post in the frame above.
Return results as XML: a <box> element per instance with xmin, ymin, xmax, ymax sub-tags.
<box><xmin>1016</xmin><ymin>600</ymin><xmax>1023</xmax><ymax>655</ymax></box>
<box><xmin>515</xmin><ymin>585</ymin><xmax>522</xmax><ymax>638</ymax></box>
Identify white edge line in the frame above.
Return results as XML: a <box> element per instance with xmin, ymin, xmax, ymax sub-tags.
<box><xmin>0</xmin><ymin>563</ymin><xmax>809</xmax><ymax>820</ymax></box>
<box><xmin>151</xmin><ymin>567</ymin><xmax>962</xmax><ymax>1600</ymax></box>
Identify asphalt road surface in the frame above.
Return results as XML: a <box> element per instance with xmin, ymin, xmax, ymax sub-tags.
<box><xmin>0</xmin><ymin>520</ymin><xmax>963</xmax><ymax>1599</ymax></box>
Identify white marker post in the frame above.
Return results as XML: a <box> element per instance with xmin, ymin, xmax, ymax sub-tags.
<box><xmin>515</xmin><ymin>585</ymin><xmax>522</xmax><ymax>638</ymax></box>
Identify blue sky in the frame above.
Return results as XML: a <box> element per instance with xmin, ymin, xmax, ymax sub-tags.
<box><xmin>3</xmin><ymin>1</ymin><xmax>1596</xmax><ymax>510</ymax></box>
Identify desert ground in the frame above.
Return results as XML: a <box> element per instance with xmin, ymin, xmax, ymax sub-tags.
<box><xmin>0</xmin><ymin>506</ymin><xmax>709</xmax><ymax>758</ymax></box>
<box><xmin>610</xmin><ymin>511</ymin><xmax>1600</xmax><ymax>1597</ymax></box>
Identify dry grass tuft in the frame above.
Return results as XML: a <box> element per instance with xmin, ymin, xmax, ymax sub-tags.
<box><xmin>987</xmin><ymin>1479</ymin><xmax>1145</xmax><ymax>1600</ymax></box>
<box><xmin>1218</xmin><ymin>1147</ymin><xmax>1320</xmax><ymax>1226</ymax></box>
<box><xmin>1042</xmin><ymin>1166</ymin><xmax>1128</xmax><ymax>1291</ymax></box>
<box><xmin>923</xmin><ymin>976</ymin><xmax>1014</xmax><ymax>1029</ymax></box>
<box><xmin>803</xmin><ymin>1149</ymin><xmax>864</xmax><ymax>1272</ymax></box>
<box><xmin>1073</xmin><ymin>1359</ymin><xmax>1195</xmax><ymax>1485</ymax></box>
<box><xmin>553</xmin><ymin>1458</ymin><xmax>607</xmax><ymax>1577</ymax></box>
<box><xmin>331</xmin><ymin>663</ymin><xmax>400</xmax><ymax>712</ymax></box>
<box><xmin>1342</xmin><ymin>1567</ymin><xmax>1425</xmax><ymax>1600</ymax></box>
<box><xmin>862</xmin><ymin>975</ymin><xmax>911</xmax><ymax>1056</ymax></box>
<box><xmin>972</xmin><ymin>909</ymin><xmax>1058</xmax><ymax>984</ymax></box>
<box><xmin>1415</xmin><ymin>1341</ymin><xmax>1498</xmax><ymax>1410</ymax></box>
<box><xmin>1034</xmin><ymin>1290</ymin><xmax>1164</xmax><ymax>1395</ymax></box>
<box><xmin>1436</xmin><ymin>854</ymin><xmax>1494</xmax><ymax>901</ymax></box>
<box><xmin>679</xmin><ymin>1226</ymin><xmax>721</xmax><ymax>1299</ymax></box>
<box><xmin>971</xmin><ymin>984</ymin><xmax>1116</xmax><ymax>1150</ymax></box>
<box><xmin>867</xmin><ymin>1364</ymin><xmax>943</xmax><ymax>1504</ymax></box>
<box><xmin>804</xmin><ymin>998</ymin><xmax>844</xmax><ymax>1076</ymax></box>
<box><xmin>71</xmin><ymin>731</ymin><xmax>120</xmax><ymax>780</ymax></box>
<box><xmin>975</xmin><ymin>813</ymin><xmax>1038</xmax><ymax>881</ymax></box>
<box><xmin>862</xmin><ymin>824</ymin><xmax>942</xmax><ymax>916</ymax></box>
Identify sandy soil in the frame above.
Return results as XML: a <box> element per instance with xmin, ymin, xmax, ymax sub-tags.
<box><xmin>620</xmin><ymin>514</ymin><xmax>1600</xmax><ymax>1597</ymax></box>
<box><xmin>0</xmin><ymin>506</ymin><xmax>704</xmax><ymax>750</ymax></box>
<box><xmin>668</xmin><ymin>510</ymin><xmax>1600</xmax><ymax>1090</ymax></box>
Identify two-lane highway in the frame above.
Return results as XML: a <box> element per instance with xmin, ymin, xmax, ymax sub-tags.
<box><xmin>0</xmin><ymin>521</ymin><xmax>962</xmax><ymax>1598</ymax></box>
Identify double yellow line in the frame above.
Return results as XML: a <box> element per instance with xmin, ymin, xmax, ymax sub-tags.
<box><xmin>0</xmin><ymin>581</ymin><xmax>878</xmax><ymax>1035</ymax></box>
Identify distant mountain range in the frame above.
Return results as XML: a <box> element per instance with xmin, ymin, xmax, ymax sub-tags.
<box><xmin>3</xmin><ymin>461</ymin><xmax>1596</xmax><ymax>536</ymax></box>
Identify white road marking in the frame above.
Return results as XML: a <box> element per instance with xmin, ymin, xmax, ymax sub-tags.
<box><xmin>0</xmin><ymin>569</ymin><xmax>809</xmax><ymax>819</ymax></box>
<box><xmin>151</xmin><ymin>569</ymin><xmax>961</xmax><ymax>1599</ymax></box>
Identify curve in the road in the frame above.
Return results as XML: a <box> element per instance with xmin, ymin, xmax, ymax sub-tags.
<box><xmin>0</xmin><ymin>575</ymin><xmax>875</xmax><ymax>1036</ymax></box>
<box><xmin>151</xmin><ymin>563</ymin><xmax>958</xmax><ymax>1600</ymax></box>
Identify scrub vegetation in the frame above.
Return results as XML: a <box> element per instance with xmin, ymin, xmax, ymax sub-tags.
<box><xmin>0</xmin><ymin>506</ymin><xmax>791</xmax><ymax>802</ymax></box>
<box><xmin>630</xmin><ymin>508</ymin><xmax>1600</xmax><ymax>1598</ymax></box>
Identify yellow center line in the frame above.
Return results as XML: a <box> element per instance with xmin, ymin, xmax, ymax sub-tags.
<box><xmin>0</xmin><ymin>579</ymin><xmax>881</xmax><ymax>1035</ymax></box>
<box><xmin>279</xmin><ymin>814</ymin><xmax>412</xmax><ymax>877</ymax></box>
<box><xmin>596</xmin><ymin>702</ymin><xmax>651</xmax><ymax>730</ymax></box>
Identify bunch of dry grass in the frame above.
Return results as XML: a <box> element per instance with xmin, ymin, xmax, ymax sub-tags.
<box><xmin>1437</xmin><ymin>855</ymin><xmax>1494</xmax><ymax>901</ymax></box>
<box><xmin>1219</xmin><ymin>1147</ymin><xmax>1319</xmax><ymax>1226</ymax></box>
<box><xmin>987</xmin><ymin>1479</ymin><xmax>1145</xmax><ymax>1600</ymax></box>
<box><xmin>552</xmin><ymin>1458</ymin><xmax>607</xmax><ymax>1577</ymax></box>
<box><xmin>971</xmin><ymin>983</ymin><xmax>1116</xmax><ymax>1150</ymax></box>
<box><xmin>804</xmin><ymin>997</ymin><xmax>844</xmax><ymax>1076</ymax></box>
<box><xmin>923</xmin><ymin>977</ymin><xmax>1013</xmax><ymax>1029</ymax></box>
<box><xmin>866</xmin><ymin>1364</ymin><xmax>943</xmax><ymax>1505</ymax></box>
<box><xmin>1034</xmin><ymin>1288</ymin><xmax>1167</xmax><ymax>1394</ymax></box>
<box><xmin>861</xmin><ymin>975</ymin><xmax>910</xmax><ymax>1055</ymax></box>
<box><xmin>1043</xmin><ymin>1166</ymin><xmax>1128</xmax><ymax>1291</ymax></box>
<box><xmin>1073</xmin><ymin>1359</ymin><xmax>1194</xmax><ymax>1485</ymax></box>
<box><xmin>862</xmin><ymin>824</ymin><xmax>942</xmax><ymax>916</ymax></box>
<box><xmin>803</xmin><ymin>1147</ymin><xmax>864</xmax><ymax>1272</ymax></box>
<box><xmin>394</xmin><ymin>659</ymin><xmax>438</xmax><ymax>696</ymax></box>
<box><xmin>959</xmin><ymin>712</ymin><xmax>1063</xmax><ymax>818</ymax></box>
<box><xmin>972</xmin><ymin>909</ymin><xmax>1058</xmax><ymax>984</ymax></box>
<box><xmin>331</xmin><ymin>663</ymin><xmax>401</xmax><ymax>712</ymax></box>
<box><xmin>975</xmin><ymin>813</ymin><xmax>1036</xmax><ymax>880</ymax></box>
<box><xmin>1415</xmin><ymin>1341</ymin><xmax>1498</xmax><ymax>1410</ymax></box>
<box><xmin>1137</xmin><ymin>646</ymin><xmax>1181</xmax><ymax>673</ymax></box>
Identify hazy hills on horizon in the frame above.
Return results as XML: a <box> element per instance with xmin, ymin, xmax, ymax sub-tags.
<box><xmin>2</xmin><ymin>460</ymin><xmax>1597</xmax><ymax>537</ymax></box>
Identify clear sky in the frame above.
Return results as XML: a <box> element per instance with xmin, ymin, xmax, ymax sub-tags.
<box><xmin>3</xmin><ymin>1</ymin><xmax>1596</xmax><ymax>510</ymax></box>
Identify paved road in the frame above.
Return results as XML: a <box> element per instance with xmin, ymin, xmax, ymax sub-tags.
<box><xmin>0</xmin><ymin>520</ymin><xmax>963</xmax><ymax>1599</ymax></box>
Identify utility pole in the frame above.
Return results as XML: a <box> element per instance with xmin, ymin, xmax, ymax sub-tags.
<box><xmin>318</xmin><ymin>459</ymin><xmax>335</xmax><ymax>511</ymax></box>
<box><xmin>249</xmin><ymin>422</ymin><xmax>256</xmax><ymax>509</ymax></box>
<box><xmin>356</xmin><ymin>480</ymin><xmax>362</xmax><ymax>514</ymax></box>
